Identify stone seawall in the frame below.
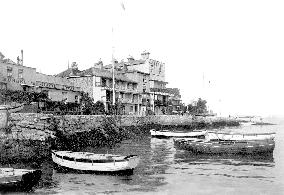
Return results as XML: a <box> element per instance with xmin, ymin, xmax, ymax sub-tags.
<box><xmin>0</xmin><ymin>113</ymin><xmax>239</xmax><ymax>163</ymax></box>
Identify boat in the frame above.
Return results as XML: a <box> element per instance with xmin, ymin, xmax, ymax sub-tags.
<box><xmin>52</xmin><ymin>150</ymin><xmax>140</xmax><ymax>174</ymax></box>
<box><xmin>205</xmin><ymin>131</ymin><xmax>276</xmax><ymax>141</ymax></box>
<box><xmin>174</xmin><ymin>139</ymin><xmax>275</xmax><ymax>154</ymax></box>
<box><xmin>150</xmin><ymin>129</ymin><xmax>207</xmax><ymax>138</ymax></box>
<box><xmin>0</xmin><ymin>168</ymin><xmax>42</xmax><ymax>192</ymax></box>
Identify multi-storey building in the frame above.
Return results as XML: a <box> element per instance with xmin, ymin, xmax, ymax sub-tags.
<box><xmin>103</xmin><ymin>51</ymin><xmax>183</xmax><ymax>115</ymax></box>
<box><xmin>58</xmin><ymin>61</ymin><xmax>141</xmax><ymax>115</ymax></box>
<box><xmin>119</xmin><ymin>69</ymin><xmax>151</xmax><ymax>115</ymax></box>
<box><xmin>1</xmin><ymin>50</ymin><xmax>182</xmax><ymax>115</ymax></box>
<box><xmin>0</xmin><ymin>51</ymin><xmax>81</xmax><ymax>104</ymax></box>
<box><xmin>123</xmin><ymin>51</ymin><xmax>182</xmax><ymax>115</ymax></box>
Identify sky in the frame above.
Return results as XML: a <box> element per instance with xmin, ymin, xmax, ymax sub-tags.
<box><xmin>1</xmin><ymin>0</ymin><xmax>284</xmax><ymax>117</ymax></box>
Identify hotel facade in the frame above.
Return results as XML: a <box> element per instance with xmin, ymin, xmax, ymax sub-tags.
<box><xmin>1</xmin><ymin>50</ymin><xmax>182</xmax><ymax>115</ymax></box>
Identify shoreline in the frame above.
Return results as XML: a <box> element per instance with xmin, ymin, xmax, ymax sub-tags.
<box><xmin>0</xmin><ymin>114</ymin><xmax>240</xmax><ymax>163</ymax></box>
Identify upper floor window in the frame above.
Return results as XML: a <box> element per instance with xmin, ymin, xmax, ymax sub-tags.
<box><xmin>18</xmin><ymin>69</ymin><xmax>23</xmax><ymax>79</ymax></box>
<box><xmin>101</xmin><ymin>78</ymin><xmax>106</xmax><ymax>87</ymax></box>
<box><xmin>7</xmin><ymin>67</ymin><xmax>12</xmax><ymax>77</ymax></box>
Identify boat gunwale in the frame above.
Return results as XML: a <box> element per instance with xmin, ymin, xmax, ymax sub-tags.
<box><xmin>52</xmin><ymin>151</ymin><xmax>137</xmax><ymax>164</ymax></box>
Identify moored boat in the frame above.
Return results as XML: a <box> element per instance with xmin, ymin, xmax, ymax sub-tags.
<box><xmin>206</xmin><ymin>131</ymin><xmax>276</xmax><ymax>141</ymax></box>
<box><xmin>174</xmin><ymin>139</ymin><xmax>275</xmax><ymax>154</ymax></box>
<box><xmin>52</xmin><ymin>150</ymin><xmax>140</xmax><ymax>174</ymax></box>
<box><xmin>0</xmin><ymin>168</ymin><xmax>42</xmax><ymax>192</ymax></box>
<box><xmin>150</xmin><ymin>129</ymin><xmax>207</xmax><ymax>138</ymax></box>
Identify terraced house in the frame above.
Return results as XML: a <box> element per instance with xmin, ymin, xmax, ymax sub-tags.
<box><xmin>0</xmin><ymin>51</ymin><xmax>81</xmax><ymax>104</ymax></box>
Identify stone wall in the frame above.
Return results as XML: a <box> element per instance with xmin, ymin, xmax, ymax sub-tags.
<box><xmin>0</xmin><ymin>113</ymin><xmax>239</xmax><ymax>163</ymax></box>
<box><xmin>7</xmin><ymin>113</ymin><xmax>238</xmax><ymax>135</ymax></box>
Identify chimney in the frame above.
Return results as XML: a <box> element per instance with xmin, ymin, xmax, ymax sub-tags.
<box><xmin>71</xmin><ymin>62</ymin><xmax>78</xmax><ymax>69</ymax></box>
<box><xmin>94</xmin><ymin>59</ymin><xmax>103</xmax><ymax>69</ymax></box>
<box><xmin>127</xmin><ymin>55</ymin><xmax>134</xmax><ymax>62</ymax></box>
<box><xmin>141</xmin><ymin>50</ymin><xmax>150</xmax><ymax>60</ymax></box>
<box><xmin>21</xmin><ymin>50</ymin><xmax>23</xmax><ymax>65</ymax></box>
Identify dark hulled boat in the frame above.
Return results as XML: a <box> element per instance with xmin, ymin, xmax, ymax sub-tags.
<box><xmin>0</xmin><ymin>168</ymin><xmax>42</xmax><ymax>192</ymax></box>
<box><xmin>174</xmin><ymin>139</ymin><xmax>275</xmax><ymax>154</ymax></box>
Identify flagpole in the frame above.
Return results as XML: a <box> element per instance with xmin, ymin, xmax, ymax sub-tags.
<box><xmin>112</xmin><ymin>27</ymin><xmax>115</xmax><ymax>106</ymax></box>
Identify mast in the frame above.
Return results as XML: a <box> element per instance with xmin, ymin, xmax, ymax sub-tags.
<box><xmin>112</xmin><ymin>27</ymin><xmax>115</xmax><ymax>106</ymax></box>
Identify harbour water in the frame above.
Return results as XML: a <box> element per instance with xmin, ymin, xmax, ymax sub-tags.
<box><xmin>3</xmin><ymin>117</ymin><xmax>284</xmax><ymax>195</ymax></box>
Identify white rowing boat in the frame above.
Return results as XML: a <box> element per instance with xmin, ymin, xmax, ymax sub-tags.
<box><xmin>206</xmin><ymin>131</ymin><xmax>276</xmax><ymax>141</ymax></box>
<box><xmin>150</xmin><ymin>129</ymin><xmax>207</xmax><ymax>138</ymax></box>
<box><xmin>52</xmin><ymin>150</ymin><xmax>140</xmax><ymax>174</ymax></box>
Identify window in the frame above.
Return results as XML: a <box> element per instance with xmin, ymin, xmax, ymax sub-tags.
<box><xmin>7</xmin><ymin>67</ymin><xmax>12</xmax><ymax>77</ymax></box>
<box><xmin>18</xmin><ymin>69</ymin><xmax>23</xmax><ymax>79</ymax></box>
<box><xmin>101</xmin><ymin>78</ymin><xmax>106</xmax><ymax>87</ymax></box>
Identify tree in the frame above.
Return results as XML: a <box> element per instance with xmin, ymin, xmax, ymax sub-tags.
<box><xmin>186</xmin><ymin>98</ymin><xmax>207</xmax><ymax>115</ymax></box>
<box><xmin>93</xmin><ymin>101</ymin><xmax>105</xmax><ymax>115</ymax></box>
<box><xmin>196</xmin><ymin>98</ymin><xmax>207</xmax><ymax>114</ymax></box>
<box><xmin>80</xmin><ymin>92</ymin><xmax>95</xmax><ymax>115</ymax></box>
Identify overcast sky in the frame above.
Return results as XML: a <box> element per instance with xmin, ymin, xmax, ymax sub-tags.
<box><xmin>1</xmin><ymin>0</ymin><xmax>284</xmax><ymax>117</ymax></box>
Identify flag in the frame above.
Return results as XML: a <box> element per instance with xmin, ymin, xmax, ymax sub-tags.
<box><xmin>121</xmin><ymin>1</ymin><xmax>125</xmax><ymax>11</ymax></box>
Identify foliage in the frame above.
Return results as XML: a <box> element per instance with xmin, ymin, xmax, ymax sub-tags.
<box><xmin>0</xmin><ymin>89</ymin><xmax>49</xmax><ymax>104</ymax></box>
<box><xmin>93</xmin><ymin>101</ymin><xmax>105</xmax><ymax>115</ymax></box>
<box><xmin>186</xmin><ymin>98</ymin><xmax>208</xmax><ymax>115</ymax></box>
<box><xmin>80</xmin><ymin>92</ymin><xmax>105</xmax><ymax>115</ymax></box>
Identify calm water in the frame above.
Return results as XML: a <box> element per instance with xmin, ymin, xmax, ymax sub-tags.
<box><xmin>5</xmin><ymin>117</ymin><xmax>284</xmax><ymax>195</ymax></box>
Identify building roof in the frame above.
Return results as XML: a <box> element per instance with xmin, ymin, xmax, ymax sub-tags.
<box><xmin>124</xmin><ymin>70</ymin><xmax>150</xmax><ymax>75</ymax></box>
<box><xmin>126</xmin><ymin>59</ymin><xmax>145</xmax><ymax>66</ymax></box>
<box><xmin>2</xmin><ymin>58</ymin><xmax>16</xmax><ymax>65</ymax></box>
<box><xmin>103</xmin><ymin>62</ymin><xmax>125</xmax><ymax>70</ymax></box>
<box><xmin>56</xmin><ymin>68</ymin><xmax>82</xmax><ymax>78</ymax></box>
<box><xmin>0</xmin><ymin>52</ymin><xmax>4</xmax><ymax>58</ymax></box>
<box><xmin>79</xmin><ymin>67</ymin><xmax>138</xmax><ymax>83</ymax></box>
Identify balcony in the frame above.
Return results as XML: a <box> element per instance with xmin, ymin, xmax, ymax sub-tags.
<box><xmin>154</xmin><ymin>100</ymin><xmax>168</xmax><ymax>106</ymax></box>
<box><xmin>102</xmin><ymin>84</ymin><xmax>137</xmax><ymax>93</ymax></box>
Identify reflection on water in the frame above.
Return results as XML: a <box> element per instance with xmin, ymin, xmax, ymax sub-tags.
<box><xmin>2</xmin><ymin>119</ymin><xmax>284</xmax><ymax>194</ymax></box>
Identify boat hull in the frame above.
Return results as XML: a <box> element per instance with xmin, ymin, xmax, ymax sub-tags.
<box><xmin>206</xmin><ymin>132</ymin><xmax>276</xmax><ymax>141</ymax></box>
<box><xmin>0</xmin><ymin>169</ymin><xmax>42</xmax><ymax>192</ymax></box>
<box><xmin>150</xmin><ymin>129</ymin><xmax>206</xmax><ymax>139</ymax></box>
<box><xmin>52</xmin><ymin>151</ymin><xmax>139</xmax><ymax>174</ymax></box>
<box><xmin>174</xmin><ymin>139</ymin><xmax>275</xmax><ymax>154</ymax></box>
